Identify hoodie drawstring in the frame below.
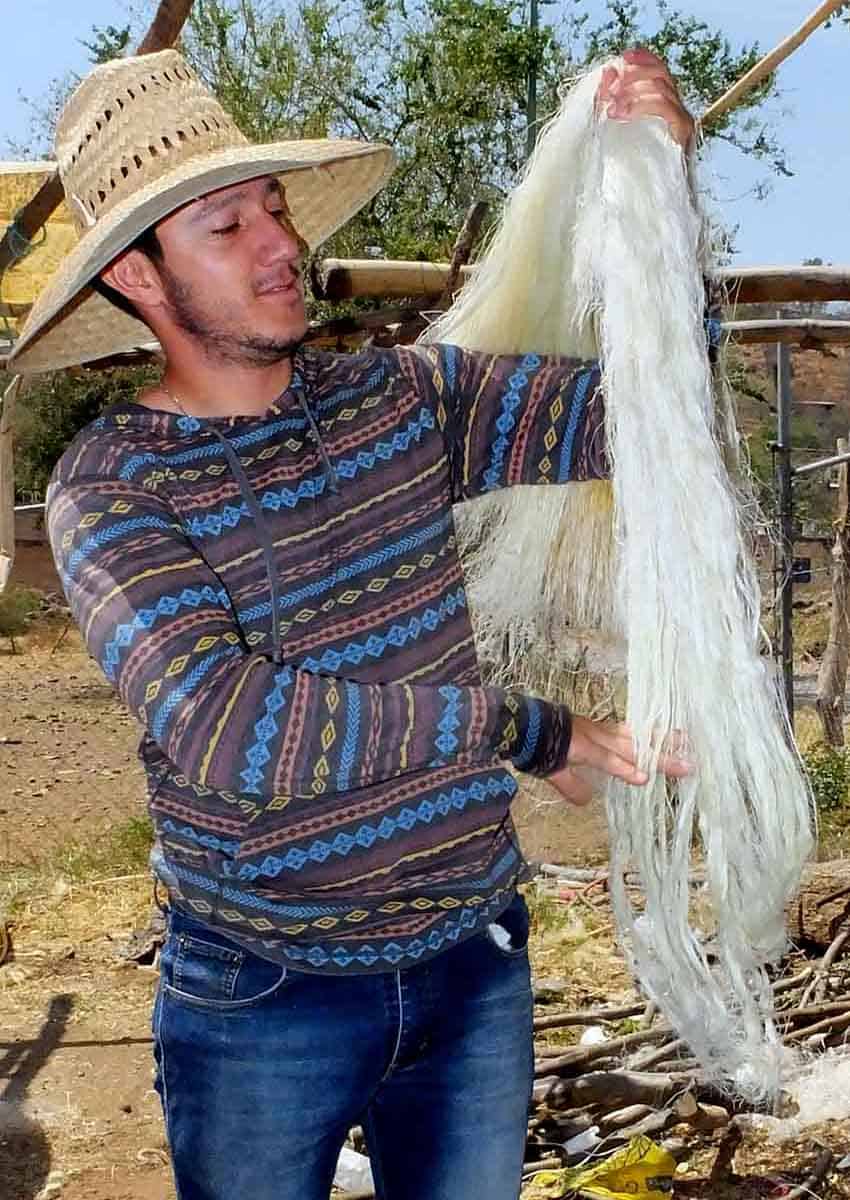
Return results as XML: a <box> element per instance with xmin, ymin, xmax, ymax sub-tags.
<box><xmin>208</xmin><ymin>428</ymin><xmax>286</xmax><ymax>666</ymax></box>
<box><xmin>206</xmin><ymin>380</ymin><xmax>339</xmax><ymax>668</ymax></box>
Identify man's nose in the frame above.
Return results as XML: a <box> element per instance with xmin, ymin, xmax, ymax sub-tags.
<box><xmin>257</xmin><ymin>211</ymin><xmax>303</xmax><ymax>263</ymax></box>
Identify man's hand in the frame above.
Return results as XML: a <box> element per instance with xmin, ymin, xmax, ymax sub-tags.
<box><xmin>596</xmin><ymin>48</ymin><xmax>695</xmax><ymax>150</ymax></box>
<box><xmin>546</xmin><ymin>715</ymin><xmax>694</xmax><ymax>807</ymax></box>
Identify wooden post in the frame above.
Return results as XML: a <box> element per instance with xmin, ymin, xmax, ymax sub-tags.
<box><xmin>816</xmin><ymin>436</ymin><xmax>850</xmax><ymax>746</ymax></box>
<box><xmin>0</xmin><ymin>0</ymin><xmax>196</xmax><ymax>279</ymax></box>
<box><xmin>0</xmin><ymin>375</ymin><xmax>21</xmax><ymax>593</ymax></box>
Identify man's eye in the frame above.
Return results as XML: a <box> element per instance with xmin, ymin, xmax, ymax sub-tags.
<box><xmin>212</xmin><ymin>222</ymin><xmax>239</xmax><ymax>236</ymax></box>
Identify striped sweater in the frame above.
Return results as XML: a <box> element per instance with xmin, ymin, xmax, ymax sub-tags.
<box><xmin>48</xmin><ymin>342</ymin><xmax>607</xmax><ymax>972</ymax></box>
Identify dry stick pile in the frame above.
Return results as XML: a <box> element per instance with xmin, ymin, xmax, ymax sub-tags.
<box><xmin>520</xmin><ymin>862</ymin><xmax>850</xmax><ymax>1187</ymax></box>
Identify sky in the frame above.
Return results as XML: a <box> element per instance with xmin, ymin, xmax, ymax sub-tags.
<box><xmin>1</xmin><ymin>0</ymin><xmax>847</xmax><ymax>266</ymax></box>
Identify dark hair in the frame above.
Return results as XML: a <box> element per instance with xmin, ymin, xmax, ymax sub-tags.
<box><xmin>92</xmin><ymin>224</ymin><xmax>164</xmax><ymax>322</ymax></box>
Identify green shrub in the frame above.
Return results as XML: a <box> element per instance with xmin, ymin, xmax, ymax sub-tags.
<box><xmin>0</xmin><ymin>585</ymin><xmax>41</xmax><ymax>652</ymax></box>
<box><xmin>803</xmin><ymin>743</ymin><xmax>850</xmax><ymax>814</ymax></box>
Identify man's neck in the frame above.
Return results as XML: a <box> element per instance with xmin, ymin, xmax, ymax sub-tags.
<box><xmin>156</xmin><ymin>354</ymin><xmax>296</xmax><ymax>419</ymax></box>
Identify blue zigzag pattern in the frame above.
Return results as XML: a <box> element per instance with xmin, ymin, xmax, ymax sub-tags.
<box><xmin>513</xmin><ymin>698</ymin><xmax>542</xmax><ymax>770</ymax></box>
<box><xmin>238</xmin><ymin>588</ymin><xmax>465</xmax><ymax>793</ymax></box>
<box><xmin>557</xmin><ymin>369</ymin><xmax>594</xmax><ymax>482</ymax></box>
<box><xmin>150</xmin><ymin>646</ymin><xmax>241</xmax><ymax>740</ymax></box>
<box><xmin>67</xmin><ymin>516</ymin><xmax>174</xmax><ymax>577</ymax></box>
<box><xmin>102</xmin><ymin>584</ymin><xmax>232</xmax><ymax>681</ymax></box>
<box><xmin>236</xmin><ymin>773</ymin><xmax>516</xmax><ymax>881</ymax></box>
<box><xmin>171</xmin><ymin>885</ymin><xmax>509</xmax><ymax>970</ymax></box>
<box><xmin>240</xmin><ymin>665</ymin><xmax>294</xmax><ymax>794</ymax></box>
<box><xmin>184</xmin><ymin>409</ymin><xmax>436</xmax><ymax>539</ymax></box>
<box><xmin>238</xmin><ymin>512</ymin><xmax>452</xmax><ymax>624</ymax></box>
<box><xmin>118</xmin><ymin>416</ymin><xmax>311</xmax><ymax>480</ymax></box>
<box><xmin>337</xmin><ymin>681</ymin><xmax>361</xmax><ymax>792</ymax></box>
<box><xmin>297</xmin><ymin>587</ymin><xmax>466</xmax><ymax>674</ymax></box>
<box><xmin>483</xmin><ymin>354</ymin><xmax>541</xmax><ymax>491</ymax></box>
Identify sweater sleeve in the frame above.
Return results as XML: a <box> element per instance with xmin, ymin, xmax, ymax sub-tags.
<box><xmin>408</xmin><ymin>344</ymin><xmax>608</xmax><ymax>502</ymax></box>
<box><xmin>48</xmin><ymin>475</ymin><xmax>572</xmax><ymax>800</ymax></box>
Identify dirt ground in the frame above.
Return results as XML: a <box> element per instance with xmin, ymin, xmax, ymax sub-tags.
<box><xmin>2</xmin><ymin>627</ymin><xmax>849</xmax><ymax>1200</ymax></box>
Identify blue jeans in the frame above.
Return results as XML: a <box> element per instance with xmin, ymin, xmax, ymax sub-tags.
<box><xmin>153</xmin><ymin>894</ymin><xmax>534</xmax><ymax>1200</ymax></box>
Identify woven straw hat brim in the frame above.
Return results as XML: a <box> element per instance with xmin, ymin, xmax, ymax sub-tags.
<box><xmin>10</xmin><ymin>138</ymin><xmax>394</xmax><ymax>374</ymax></box>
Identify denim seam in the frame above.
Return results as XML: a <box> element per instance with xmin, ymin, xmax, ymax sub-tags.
<box><xmin>379</xmin><ymin>970</ymin><xmax>404</xmax><ymax>1085</ymax></box>
<box><xmin>154</xmin><ymin>986</ymin><xmax>187</xmax><ymax>1200</ymax></box>
<box><xmin>160</xmin><ymin>967</ymin><xmax>287</xmax><ymax>1012</ymax></box>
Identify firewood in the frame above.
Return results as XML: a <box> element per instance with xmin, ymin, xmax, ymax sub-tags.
<box><xmin>536</xmin><ymin>1027</ymin><xmax>672</xmax><ymax>1076</ymax></box>
<box><xmin>533</xmin><ymin>1002</ymin><xmax>646</xmax><ymax>1031</ymax></box>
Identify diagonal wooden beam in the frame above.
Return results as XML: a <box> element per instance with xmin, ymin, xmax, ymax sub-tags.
<box><xmin>702</xmin><ymin>0</ymin><xmax>847</xmax><ymax>127</ymax></box>
<box><xmin>0</xmin><ymin>0</ymin><xmax>196</xmax><ymax>279</ymax></box>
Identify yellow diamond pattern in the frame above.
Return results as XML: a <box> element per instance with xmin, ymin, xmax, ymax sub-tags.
<box><xmin>321</xmin><ymin>720</ymin><xmax>337</xmax><ymax>751</ymax></box>
<box><xmin>110</xmin><ymin>500</ymin><xmax>132</xmax><ymax>514</ymax></box>
<box><xmin>80</xmin><ymin>511</ymin><xmax>103</xmax><ymax>528</ymax></box>
<box><xmin>144</xmin><ymin>680</ymin><xmax>162</xmax><ymax>703</ymax></box>
<box><xmin>249</xmin><ymin>918</ymin><xmax>276</xmax><ymax>932</ymax></box>
<box><xmin>378</xmin><ymin>901</ymin><xmax>405</xmax><ymax>914</ymax></box>
<box><xmin>327</xmin><ymin>685</ymin><xmax>340</xmax><ymax>714</ymax></box>
<box><xmin>366</xmin><ymin>577</ymin><xmax>389</xmax><ymax>592</ymax></box>
<box><xmin>246</xmin><ymin>630</ymin><xmax>265</xmax><ymax>645</ymax></box>
<box><xmin>295</xmin><ymin>608</ymin><xmax>316</xmax><ymax>623</ymax></box>
<box><xmin>165</xmin><ymin>654</ymin><xmax>189</xmax><ymax>677</ymax></box>
<box><xmin>549</xmin><ymin>395</ymin><xmax>564</xmax><ymax>422</ymax></box>
<box><xmin>394</xmin><ymin>563</ymin><xmax>415</xmax><ymax>579</ymax></box>
<box><xmin>419</xmin><ymin>553</ymin><xmax>435</xmax><ymax>568</ymax></box>
<box><xmin>438</xmin><ymin>897</ymin><xmax>462</xmax><ymax>909</ymax></box>
<box><xmin>345</xmin><ymin>910</ymin><xmax>369</xmax><ymax>923</ymax></box>
<box><xmin>539</xmin><ymin>456</ymin><xmax>552</xmax><ymax>475</ymax></box>
<box><xmin>412</xmin><ymin>897</ymin><xmax>435</xmax><ymax>910</ymax></box>
<box><xmin>314</xmin><ymin>916</ymin><xmax>340</xmax><ymax>930</ymax></box>
<box><xmin>181</xmin><ymin>469</ymin><xmax>201</xmax><ymax>482</ymax></box>
<box><xmin>194</xmin><ymin>635</ymin><xmax>218</xmax><ymax>653</ymax></box>
<box><xmin>338</xmin><ymin>590</ymin><xmax>361</xmax><ymax>605</ymax></box>
<box><xmin>543</xmin><ymin>426</ymin><xmax>558</xmax><ymax>452</ymax></box>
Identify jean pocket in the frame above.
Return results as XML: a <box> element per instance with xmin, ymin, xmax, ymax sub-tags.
<box><xmin>161</xmin><ymin>932</ymin><xmax>288</xmax><ymax>1011</ymax></box>
<box><xmin>485</xmin><ymin>893</ymin><xmax>531</xmax><ymax>959</ymax></box>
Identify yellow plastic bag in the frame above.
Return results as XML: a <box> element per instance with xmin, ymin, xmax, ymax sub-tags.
<box><xmin>523</xmin><ymin>1135</ymin><xmax>676</xmax><ymax>1200</ymax></box>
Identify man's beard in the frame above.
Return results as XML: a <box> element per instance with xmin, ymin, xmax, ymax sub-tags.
<box><xmin>160</xmin><ymin>264</ymin><xmax>305</xmax><ymax>366</ymax></box>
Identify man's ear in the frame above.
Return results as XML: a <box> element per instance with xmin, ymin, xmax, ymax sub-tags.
<box><xmin>100</xmin><ymin>248</ymin><xmax>164</xmax><ymax>315</ymax></box>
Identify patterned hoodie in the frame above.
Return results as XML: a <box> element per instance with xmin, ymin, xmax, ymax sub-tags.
<box><xmin>48</xmin><ymin>342</ymin><xmax>607</xmax><ymax>972</ymax></box>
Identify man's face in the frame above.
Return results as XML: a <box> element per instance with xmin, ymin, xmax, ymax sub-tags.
<box><xmin>149</xmin><ymin>175</ymin><xmax>308</xmax><ymax>366</ymax></box>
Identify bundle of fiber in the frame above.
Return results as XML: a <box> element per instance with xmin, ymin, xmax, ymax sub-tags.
<box><xmin>423</xmin><ymin>64</ymin><xmax>814</xmax><ymax>1101</ymax></box>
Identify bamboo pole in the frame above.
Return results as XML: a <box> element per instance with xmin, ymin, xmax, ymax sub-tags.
<box><xmin>702</xmin><ymin>0</ymin><xmax>847</xmax><ymax>127</ymax></box>
<box><xmin>0</xmin><ymin>0</ymin><xmax>196</xmax><ymax>279</ymax></box>
<box><xmin>315</xmin><ymin>260</ymin><xmax>850</xmax><ymax>306</ymax></box>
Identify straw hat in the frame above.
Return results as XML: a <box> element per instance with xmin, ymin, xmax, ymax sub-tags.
<box><xmin>9</xmin><ymin>50</ymin><xmax>395</xmax><ymax>373</ymax></box>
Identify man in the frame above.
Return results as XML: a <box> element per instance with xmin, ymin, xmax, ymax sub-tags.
<box><xmin>11</xmin><ymin>47</ymin><xmax>694</xmax><ymax>1200</ymax></box>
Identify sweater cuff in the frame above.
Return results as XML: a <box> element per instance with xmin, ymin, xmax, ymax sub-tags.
<box><xmin>495</xmin><ymin>693</ymin><xmax>573</xmax><ymax>777</ymax></box>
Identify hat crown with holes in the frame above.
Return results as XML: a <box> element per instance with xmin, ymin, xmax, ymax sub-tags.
<box><xmin>10</xmin><ymin>49</ymin><xmax>395</xmax><ymax>373</ymax></box>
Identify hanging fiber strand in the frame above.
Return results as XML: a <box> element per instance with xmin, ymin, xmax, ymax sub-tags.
<box><xmin>423</xmin><ymin>63</ymin><xmax>814</xmax><ymax>1101</ymax></box>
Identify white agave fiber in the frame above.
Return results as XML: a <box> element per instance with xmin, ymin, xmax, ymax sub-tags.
<box><xmin>424</xmin><ymin>64</ymin><xmax>815</xmax><ymax>1100</ymax></box>
<box><xmin>423</xmin><ymin>70</ymin><xmax>618</xmax><ymax>659</ymax></box>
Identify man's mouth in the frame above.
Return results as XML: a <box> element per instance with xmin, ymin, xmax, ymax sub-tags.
<box><xmin>256</xmin><ymin>272</ymin><xmax>302</xmax><ymax>298</ymax></box>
